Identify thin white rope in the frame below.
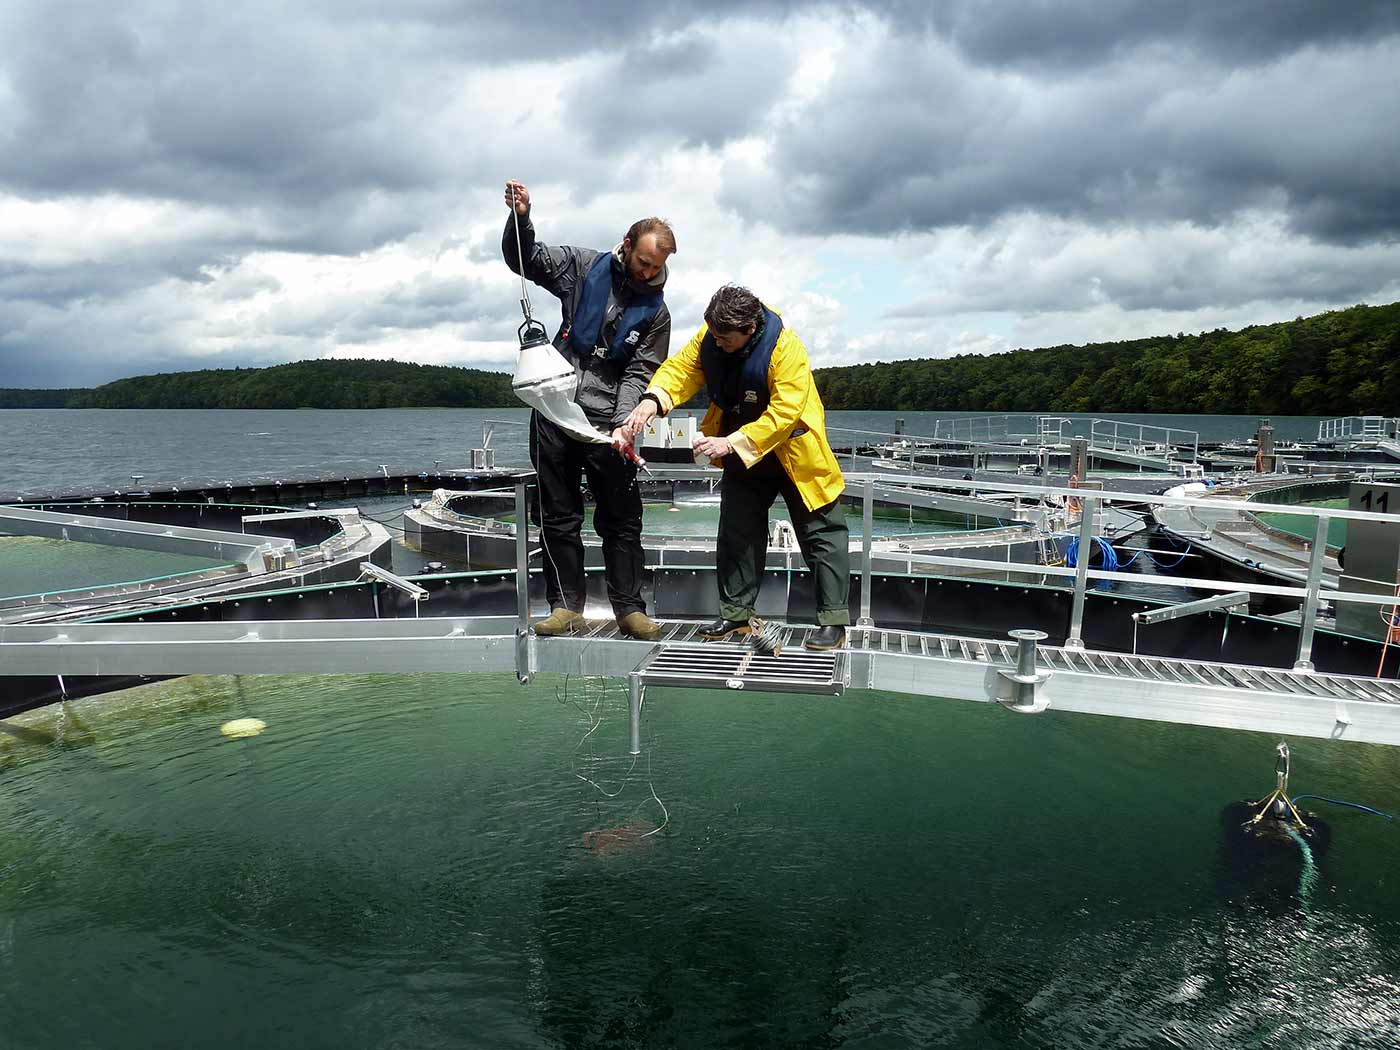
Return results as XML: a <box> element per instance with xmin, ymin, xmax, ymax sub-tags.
<box><xmin>509</xmin><ymin>185</ymin><xmax>533</xmax><ymax>322</ymax></box>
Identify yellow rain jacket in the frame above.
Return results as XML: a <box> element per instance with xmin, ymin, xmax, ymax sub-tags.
<box><xmin>645</xmin><ymin>317</ymin><xmax>845</xmax><ymax>511</ymax></box>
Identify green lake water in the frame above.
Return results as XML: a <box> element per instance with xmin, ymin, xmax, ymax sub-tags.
<box><xmin>4</xmin><ymin>409</ymin><xmax>1399</xmax><ymax>1047</ymax></box>
<box><xmin>0</xmin><ymin>535</ymin><xmax>236</xmax><ymax>600</ymax></box>
<box><xmin>1254</xmin><ymin>499</ymin><xmax>1351</xmax><ymax>549</ymax></box>
<box><xmin>3</xmin><ymin>673</ymin><xmax>1400</xmax><ymax>1048</ymax></box>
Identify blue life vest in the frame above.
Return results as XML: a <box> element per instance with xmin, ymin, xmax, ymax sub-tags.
<box><xmin>564</xmin><ymin>252</ymin><xmax>663</xmax><ymax>363</ymax></box>
<box><xmin>700</xmin><ymin>305</ymin><xmax>783</xmax><ymax>426</ymax></box>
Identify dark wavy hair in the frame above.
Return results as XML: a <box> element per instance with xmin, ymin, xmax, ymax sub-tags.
<box><xmin>704</xmin><ymin>285</ymin><xmax>763</xmax><ymax>333</ymax></box>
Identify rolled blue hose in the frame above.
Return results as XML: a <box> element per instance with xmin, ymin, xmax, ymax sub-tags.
<box><xmin>1064</xmin><ymin>535</ymin><xmax>1120</xmax><ymax>572</ymax></box>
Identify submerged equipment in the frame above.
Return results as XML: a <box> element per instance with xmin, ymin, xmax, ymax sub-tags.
<box><xmin>507</xmin><ymin>189</ymin><xmax>612</xmax><ymax>446</ymax></box>
<box><xmin>1218</xmin><ymin>741</ymin><xmax>1340</xmax><ymax>910</ymax></box>
<box><xmin>1245</xmin><ymin>741</ymin><xmax>1312</xmax><ymax>834</ymax></box>
<box><xmin>219</xmin><ymin>717</ymin><xmax>267</xmax><ymax>740</ymax></box>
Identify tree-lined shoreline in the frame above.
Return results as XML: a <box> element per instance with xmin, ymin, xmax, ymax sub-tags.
<box><xmin>3</xmin><ymin>302</ymin><xmax>1396</xmax><ymax>414</ymax></box>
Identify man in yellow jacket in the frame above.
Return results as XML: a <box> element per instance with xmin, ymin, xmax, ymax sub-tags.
<box><xmin>623</xmin><ymin>285</ymin><xmax>850</xmax><ymax>650</ymax></box>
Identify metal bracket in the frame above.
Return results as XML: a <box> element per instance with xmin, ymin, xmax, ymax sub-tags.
<box><xmin>1132</xmin><ymin>590</ymin><xmax>1249</xmax><ymax>625</ymax></box>
<box><xmin>995</xmin><ymin>628</ymin><xmax>1052</xmax><ymax>714</ymax></box>
<box><xmin>358</xmin><ymin>561</ymin><xmax>428</xmax><ymax>601</ymax></box>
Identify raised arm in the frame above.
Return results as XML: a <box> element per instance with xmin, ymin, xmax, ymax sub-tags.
<box><xmin>500</xmin><ymin>180</ymin><xmax>584</xmax><ymax>301</ymax></box>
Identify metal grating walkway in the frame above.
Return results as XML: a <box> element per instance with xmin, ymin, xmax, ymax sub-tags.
<box><xmin>635</xmin><ymin>643</ymin><xmax>845</xmax><ymax>696</ymax></box>
<box><xmin>839</xmin><ymin>625</ymin><xmax>1400</xmax><ymax>707</ymax></box>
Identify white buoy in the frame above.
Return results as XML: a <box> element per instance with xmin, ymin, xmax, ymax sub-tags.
<box><xmin>220</xmin><ymin>718</ymin><xmax>267</xmax><ymax>739</ymax></box>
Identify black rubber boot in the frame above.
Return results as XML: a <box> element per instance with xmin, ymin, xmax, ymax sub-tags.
<box><xmin>698</xmin><ymin>617</ymin><xmax>751</xmax><ymax>641</ymax></box>
<box><xmin>804</xmin><ymin>625</ymin><xmax>846</xmax><ymax>651</ymax></box>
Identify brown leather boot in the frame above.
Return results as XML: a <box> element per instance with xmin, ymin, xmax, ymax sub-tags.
<box><xmin>617</xmin><ymin>611</ymin><xmax>662</xmax><ymax>641</ymax></box>
<box><xmin>533</xmin><ymin>608</ymin><xmax>584</xmax><ymax>636</ymax></box>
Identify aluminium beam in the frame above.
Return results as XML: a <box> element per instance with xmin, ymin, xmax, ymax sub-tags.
<box><xmin>5</xmin><ymin>618</ymin><xmax>1400</xmax><ymax>746</ymax></box>
<box><xmin>1132</xmin><ymin>591</ymin><xmax>1250</xmax><ymax>625</ymax></box>
<box><xmin>0</xmin><ymin>505</ymin><xmax>295</xmax><ymax>573</ymax></box>
<box><xmin>0</xmin><ymin>616</ymin><xmax>518</xmax><ymax>676</ymax></box>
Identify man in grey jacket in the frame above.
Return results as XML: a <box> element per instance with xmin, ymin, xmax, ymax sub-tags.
<box><xmin>502</xmin><ymin>179</ymin><xmax>674</xmax><ymax>640</ymax></box>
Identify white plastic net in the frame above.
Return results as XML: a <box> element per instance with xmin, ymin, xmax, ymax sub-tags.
<box><xmin>511</xmin><ymin>340</ymin><xmax>611</xmax><ymax>445</ymax></box>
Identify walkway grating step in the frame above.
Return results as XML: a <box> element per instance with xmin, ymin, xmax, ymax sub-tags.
<box><xmin>636</xmin><ymin>643</ymin><xmax>846</xmax><ymax>696</ymax></box>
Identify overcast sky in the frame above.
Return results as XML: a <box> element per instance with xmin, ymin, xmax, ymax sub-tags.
<box><xmin>2</xmin><ymin>0</ymin><xmax>1399</xmax><ymax>387</ymax></box>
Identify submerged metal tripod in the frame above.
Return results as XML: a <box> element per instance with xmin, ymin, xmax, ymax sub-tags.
<box><xmin>1247</xmin><ymin>741</ymin><xmax>1311</xmax><ymax>832</ymax></box>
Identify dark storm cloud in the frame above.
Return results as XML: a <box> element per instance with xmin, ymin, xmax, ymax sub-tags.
<box><xmin>2</xmin><ymin>0</ymin><xmax>1398</xmax><ymax>386</ymax></box>
<box><xmin>883</xmin><ymin>223</ymin><xmax>1400</xmax><ymax>320</ymax></box>
<box><xmin>353</xmin><ymin>0</ymin><xmax>795</xmax><ymax>62</ymax></box>
<box><xmin>563</xmin><ymin>30</ymin><xmax>794</xmax><ymax>152</ymax></box>
<box><xmin>724</xmin><ymin>24</ymin><xmax>1400</xmax><ymax>243</ymax></box>
<box><xmin>0</xmin><ymin>4</ymin><xmax>427</xmax><ymax>206</ymax></box>
<box><xmin>0</xmin><ymin>1</ymin><xmax>780</xmax><ymax>217</ymax></box>
<box><xmin>914</xmin><ymin>0</ymin><xmax>1400</xmax><ymax>69</ymax></box>
<box><xmin>6</xmin><ymin>1</ymin><xmax>1397</xmax><ymax>247</ymax></box>
<box><xmin>328</xmin><ymin>274</ymin><xmax>501</xmax><ymax>344</ymax></box>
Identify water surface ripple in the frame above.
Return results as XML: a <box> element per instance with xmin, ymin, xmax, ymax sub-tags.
<box><xmin>3</xmin><ymin>672</ymin><xmax>1400</xmax><ymax>1048</ymax></box>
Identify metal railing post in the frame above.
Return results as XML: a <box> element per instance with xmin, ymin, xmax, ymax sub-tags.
<box><xmin>628</xmin><ymin>673</ymin><xmax>643</xmax><ymax>756</ymax></box>
<box><xmin>1066</xmin><ymin>494</ymin><xmax>1095</xmax><ymax>649</ymax></box>
<box><xmin>514</xmin><ymin>478</ymin><xmax>533</xmax><ymax>684</ymax></box>
<box><xmin>859</xmin><ymin>478</ymin><xmax>874</xmax><ymax>627</ymax></box>
<box><xmin>1293</xmin><ymin>513</ymin><xmax>1329</xmax><ymax>672</ymax></box>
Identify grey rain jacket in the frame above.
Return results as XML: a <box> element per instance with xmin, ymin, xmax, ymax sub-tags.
<box><xmin>502</xmin><ymin>212</ymin><xmax>671</xmax><ymax>432</ymax></box>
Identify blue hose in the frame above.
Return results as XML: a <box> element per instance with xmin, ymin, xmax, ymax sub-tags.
<box><xmin>1291</xmin><ymin>794</ymin><xmax>1398</xmax><ymax>821</ymax></box>
<box><xmin>1149</xmin><ymin>540</ymin><xmax>1192</xmax><ymax>570</ymax></box>
<box><xmin>1064</xmin><ymin>535</ymin><xmax>1120</xmax><ymax>572</ymax></box>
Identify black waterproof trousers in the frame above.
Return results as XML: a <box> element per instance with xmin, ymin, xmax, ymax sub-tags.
<box><xmin>529</xmin><ymin>412</ymin><xmax>646</xmax><ymax>617</ymax></box>
<box><xmin>717</xmin><ymin>451</ymin><xmax>851</xmax><ymax>626</ymax></box>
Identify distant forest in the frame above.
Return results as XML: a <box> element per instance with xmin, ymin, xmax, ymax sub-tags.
<box><xmin>812</xmin><ymin>302</ymin><xmax>1400</xmax><ymax>416</ymax></box>
<box><xmin>0</xmin><ymin>388</ymin><xmax>83</xmax><ymax>408</ymax></box>
<box><xmin>0</xmin><ymin>359</ymin><xmax>514</xmax><ymax>409</ymax></box>
<box><xmin>1</xmin><ymin>302</ymin><xmax>1396</xmax><ymax>414</ymax></box>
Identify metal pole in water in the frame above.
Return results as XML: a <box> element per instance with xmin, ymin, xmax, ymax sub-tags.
<box><xmin>514</xmin><ymin>478</ymin><xmax>533</xmax><ymax>684</ymax></box>
<box><xmin>859</xmin><ymin>478</ymin><xmax>874</xmax><ymax>627</ymax></box>
<box><xmin>515</xmin><ymin>480</ymin><xmax>530</xmax><ymax>625</ymax></box>
<box><xmin>628</xmin><ymin>673</ymin><xmax>643</xmax><ymax>756</ymax></box>
<box><xmin>1066</xmin><ymin>494</ymin><xmax>1095</xmax><ymax>649</ymax></box>
<box><xmin>1294</xmin><ymin>513</ymin><xmax>1329</xmax><ymax>672</ymax></box>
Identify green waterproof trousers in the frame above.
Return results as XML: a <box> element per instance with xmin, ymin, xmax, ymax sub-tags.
<box><xmin>717</xmin><ymin>452</ymin><xmax>851</xmax><ymax>626</ymax></box>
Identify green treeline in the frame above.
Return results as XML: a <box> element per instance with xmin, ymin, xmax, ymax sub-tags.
<box><xmin>813</xmin><ymin>302</ymin><xmax>1400</xmax><ymax>415</ymax></box>
<box><xmin>4</xmin><ymin>302</ymin><xmax>1398</xmax><ymax>412</ymax></box>
<box><xmin>4</xmin><ymin>359</ymin><xmax>516</xmax><ymax>409</ymax></box>
<box><xmin>0</xmin><ymin>388</ymin><xmax>84</xmax><ymax>408</ymax></box>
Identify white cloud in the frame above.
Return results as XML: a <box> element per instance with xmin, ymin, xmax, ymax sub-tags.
<box><xmin>0</xmin><ymin>2</ymin><xmax>1397</xmax><ymax>388</ymax></box>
